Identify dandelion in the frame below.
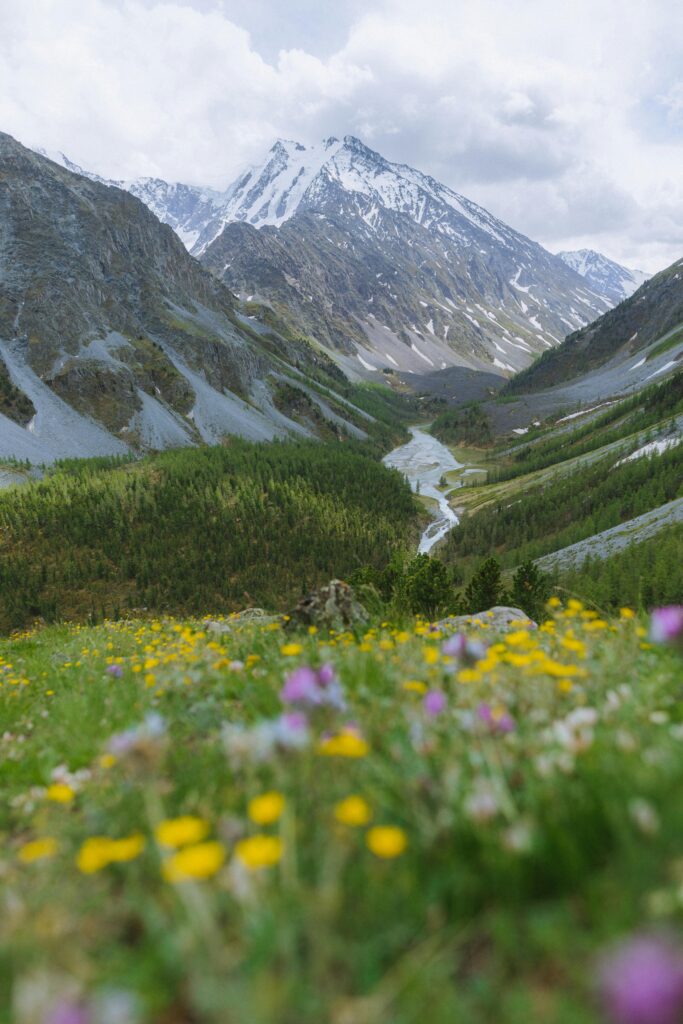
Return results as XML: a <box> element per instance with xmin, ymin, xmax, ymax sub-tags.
<box><xmin>162</xmin><ymin>840</ymin><xmax>226</xmax><ymax>882</ymax></box>
<box><xmin>317</xmin><ymin>729</ymin><xmax>369</xmax><ymax>758</ymax></box>
<box><xmin>77</xmin><ymin>834</ymin><xmax>145</xmax><ymax>874</ymax></box>
<box><xmin>46</xmin><ymin>783</ymin><xmax>75</xmax><ymax>804</ymax></box>
<box><xmin>366</xmin><ymin>826</ymin><xmax>408</xmax><ymax>859</ymax></box>
<box><xmin>18</xmin><ymin>837</ymin><xmax>58</xmax><ymax>863</ymax></box>
<box><xmin>155</xmin><ymin>816</ymin><xmax>210</xmax><ymax>848</ymax></box>
<box><xmin>248</xmin><ymin>791</ymin><xmax>285</xmax><ymax>825</ymax></box>
<box><xmin>334</xmin><ymin>795</ymin><xmax>372</xmax><ymax>826</ymax></box>
<box><xmin>235</xmin><ymin>835</ymin><xmax>283</xmax><ymax>870</ymax></box>
<box><xmin>280</xmin><ymin>643</ymin><xmax>303</xmax><ymax>657</ymax></box>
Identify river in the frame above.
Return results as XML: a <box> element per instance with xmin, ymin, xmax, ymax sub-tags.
<box><xmin>383</xmin><ymin>427</ymin><xmax>462</xmax><ymax>554</ymax></box>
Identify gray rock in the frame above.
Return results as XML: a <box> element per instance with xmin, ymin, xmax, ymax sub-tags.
<box><xmin>286</xmin><ymin>579</ymin><xmax>369</xmax><ymax>632</ymax></box>
<box><xmin>438</xmin><ymin>606</ymin><xmax>535</xmax><ymax>632</ymax></box>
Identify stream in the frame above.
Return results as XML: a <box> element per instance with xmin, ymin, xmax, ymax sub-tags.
<box><xmin>383</xmin><ymin>427</ymin><xmax>463</xmax><ymax>554</ymax></box>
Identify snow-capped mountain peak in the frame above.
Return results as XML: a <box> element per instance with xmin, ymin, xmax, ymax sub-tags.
<box><xmin>556</xmin><ymin>249</ymin><xmax>649</xmax><ymax>304</ymax></box>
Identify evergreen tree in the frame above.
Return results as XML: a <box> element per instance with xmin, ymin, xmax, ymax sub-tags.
<box><xmin>463</xmin><ymin>557</ymin><xmax>505</xmax><ymax>612</ymax></box>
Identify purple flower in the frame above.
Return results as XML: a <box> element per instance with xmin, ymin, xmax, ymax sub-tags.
<box><xmin>442</xmin><ymin>634</ymin><xmax>488</xmax><ymax>665</ymax></box>
<box><xmin>477</xmin><ymin>703</ymin><xmax>515</xmax><ymax>735</ymax></box>
<box><xmin>597</xmin><ymin>933</ymin><xmax>683</xmax><ymax>1024</ymax></box>
<box><xmin>46</xmin><ymin>1004</ymin><xmax>90</xmax><ymax>1024</ymax></box>
<box><xmin>423</xmin><ymin>690</ymin><xmax>447</xmax><ymax>716</ymax></box>
<box><xmin>650</xmin><ymin>607</ymin><xmax>683</xmax><ymax>647</ymax></box>
<box><xmin>317</xmin><ymin>663</ymin><xmax>337</xmax><ymax>687</ymax></box>
<box><xmin>106</xmin><ymin>664</ymin><xmax>123</xmax><ymax>678</ymax></box>
<box><xmin>280</xmin><ymin>665</ymin><xmax>345</xmax><ymax>710</ymax></box>
<box><xmin>281</xmin><ymin>667</ymin><xmax>320</xmax><ymax>704</ymax></box>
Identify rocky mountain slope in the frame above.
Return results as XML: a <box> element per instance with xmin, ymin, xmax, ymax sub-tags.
<box><xmin>199</xmin><ymin>137</ymin><xmax>610</xmax><ymax>377</ymax></box>
<box><xmin>0</xmin><ymin>135</ymin><xmax>371</xmax><ymax>463</ymax></box>
<box><xmin>503</xmin><ymin>255</ymin><xmax>683</xmax><ymax>396</ymax></box>
<box><xmin>557</xmin><ymin>248</ymin><xmax>649</xmax><ymax>305</ymax></box>
<box><xmin>41</xmin><ymin>139</ymin><xmax>610</xmax><ymax>378</ymax></box>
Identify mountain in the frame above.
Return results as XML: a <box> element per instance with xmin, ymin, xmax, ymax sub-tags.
<box><xmin>503</xmin><ymin>255</ymin><xmax>683</xmax><ymax>396</ymax></box>
<box><xmin>0</xmin><ymin>134</ymin><xmax>372</xmax><ymax>463</ymax></box>
<box><xmin>40</xmin><ymin>139</ymin><xmax>610</xmax><ymax>378</ymax></box>
<box><xmin>557</xmin><ymin>249</ymin><xmax>649</xmax><ymax>305</ymax></box>
<box><xmin>198</xmin><ymin>137</ymin><xmax>611</xmax><ymax>377</ymax></box>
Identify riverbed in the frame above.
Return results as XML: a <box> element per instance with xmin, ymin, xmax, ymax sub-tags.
<box><xmin>383</xmin><ymin>427</ymin><xmax>462</xmax><ymax>554</ymax></box>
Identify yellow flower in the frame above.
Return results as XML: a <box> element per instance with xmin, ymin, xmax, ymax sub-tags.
<box><xmin>155</xmin><ymin>816</ymin><xmax>210</xmax><ymax>849</ymax></box>
<box><xmin>235</xmin><ymin>835</ymin><xmax>283</xmax><ymax>871</ymax></box>
<box><xmin>18</xmin><ymin>837</ymin><xmax>58</xmax><ymax>863</ymax></box>
<box><xmin>423</xmin><ymin>647</ymin><xmax>440</xmax><ymax>665</ymax></box>
<box><xmin>317</xmin><ymin>730</ymin><xmax>369</xmax><ymax>758</ymax></box>
<box><xmin>77</xmin><ymin>834</ymin><xmax>145</xmax><ymax>874</ymax></box>
<box><xmin>457</xmin><ymin>668</ymin><xmax>482</xmax><ymax>684</ymax></box>
<box><xmin>280</xmin><ymin>643</ymin><xmax>303</xmax><ymax>657</ymax></box>
<box><xmin>248</xmin><ymin>791</ymin><xmax>285</xmax><ymax>825</ymax></box>
<box><xmin>620</xmin><ymin>607</ymin><xmax>636</xmax><ymax>620</ymax></box>
<box><xmin>547</xmin><ymin>596</ymin><xmax>562</xmax><ymax>609</ymax></box>
<box><xmin>99</xmin><ymin>753</ymin><xmax>117</xmax><ymax>769</ymax></box>
<box><xmin>402</xmin><ymin>680</ymin><xmax>427</xmax><ymax>694</ymax></box>
<box><xmin>334</xmin><ymin>795</ymin><xmax>372</xmax><ymax>827</ymax></box>
<box><xmin>46</xmin><ymin>783</ymin><xmax>74</xmax><ymax>804</ymax></box>
<box><xmin>366</xmin><ymin>826</ymin><xmax>408</xmax><ymax>859</ymax></box>
<box><xmin>162</xmin><ymin>840</ymin><xmax>226</xmax><ymax>882</ymax></box>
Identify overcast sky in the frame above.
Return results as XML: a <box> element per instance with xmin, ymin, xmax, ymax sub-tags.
<box><xmin>1</xmin><ymin>0</ymin><xmax>682</xmax><ymax>272</ymax></box>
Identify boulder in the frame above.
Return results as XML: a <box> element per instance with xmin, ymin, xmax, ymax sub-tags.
<box><xmin>286</xmin><ymin>579</ymin><xmax>369</xmax><ymax>632</ymax></box>
<box><xmin>437</xmin><ymin>606</ymin><xmax>536</xmax><ymax>632</ymax></box>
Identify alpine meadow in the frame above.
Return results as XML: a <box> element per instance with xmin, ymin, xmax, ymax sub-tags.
<box><xmin>1</xmin><ymin>3</ymin><xmax>682</xmax><ymax>1023</ymax></box>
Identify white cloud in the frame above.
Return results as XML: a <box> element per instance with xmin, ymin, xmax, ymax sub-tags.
<box><xmin>0</xmin><ymin>0</ymin><xmax>681</xmax><ymax>271</ymax></box>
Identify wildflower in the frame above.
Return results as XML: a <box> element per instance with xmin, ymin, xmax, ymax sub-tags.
<box><xmin>235</xmin><ymin>835</ymin><xmax>283</xmax><ymax>870</ymax></box>
<box><xmin>222</xmin><ymin>713</ymin><xmax>309</xmax><ymax>765</ymax></box>
<box><xmin>155</xmin><ymin>816</ymin><xmax>210</xmax><ymax>848</ymax></box>
<box><xmin>162</xmin><ymin>840</ymin><xmax>226</xmax><ymax>882</ymax></box>
<box><xmin>366</xmin><ymin>826</ymin><xmax>408</xmax><ymax>859</ymax></box>
<box><xmin>280</xmin><ymin>664</ymin><xmax>345</xmax><ymax>710</ymax></box>
<box><xmin>597</xmin><ymin>933</ymin><xmax>683</xmax><ymax>1024</ymax></box>
<box><xmin>442</xmin><ymin>634</ymin><xmax>487</xmax><ymax>664</ymax></box>
<box><xmin>248</xmin><ymin>791</ymin><xmax>285</xmax><ymax>825</ymax></box>
<box><xmin>47</xmin><ymin>1003</ymin><xmax>91</xmax><ymax>1024</ymax></box>
<box><xmin>403</xmin><ymin>680</ymin><xmax>427</xmax><ymax>694</ymax></box>
<box><xmin>18</xmin><ymin>837</ymin><xmax>58</xmax><ymax>863</ymax></box>
<box><xmin>280</xmin><ymin>643</ymin><xmax>303</xmax><ymax>657</ymax></box>
<box><xmin>629</xmin><ymin>799</ymin><xmax>660</xmax><ymax>836</ymax></box>
<box><xmin>423</xmin><ymin>690</ymin><xmax>447</xmax><ymax>716</ymax></box>
<box><xmin>107</xmin><ymin>712</ymin><xmax>166</xmax><ymax>757</ymax></box>
<box><xmin>650</xmin><ymin>607</ymin><xmax>683</xmax><ymax>648</ymax></box>
<box><xmin>553</xmin><ymin>707</ymin><xmax>598</xmax><ymax>754</ymax></box>
<box><xmin>46</xmin><ymin>783</ymin><xmax>75</xmax><ymax>803</ymax></box>
<box><xmin>464</xmin><ymin>779</ymin><xmax>499</xmax><ymax>823</ymax></box>
<box><xmin>106</xmin><ymin>664</ymin><xmax>123</xmax><ymax>678</ymax></box>
<box><xmin>77</xmin><ymin>834</ymin><xmax>145</xmax><ymax>874</ymax></box>
<box><xmin>334</xmin><ymin>795</ymin><xmax>372</xmax><ymax>826</ymax></box>
<box><xmin>317</xmin><ymin>728</ymin><xmax>369</xmax><ymax>758</ymax></box>
<box><xmin>477</xmin><ymin>703</ymin><xmax>515</xmax><ymax>734</ymax></box>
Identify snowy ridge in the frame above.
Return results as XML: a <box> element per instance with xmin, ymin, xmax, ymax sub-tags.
<box><xmin>557</xmin><ymin>249</ymin><xmax>649</xmax><ymax>305</ymax></box>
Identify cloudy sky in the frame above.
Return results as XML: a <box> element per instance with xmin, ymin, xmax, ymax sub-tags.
<box><xmin>1</xmin><ymin>0</ymin><xmax>682</xmax><ymax>272</ymax></box>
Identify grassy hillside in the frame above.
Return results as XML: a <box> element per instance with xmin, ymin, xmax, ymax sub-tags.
<box><xmin>0</xmin><ymin>440</ymin><xmax>419</xmax><ymax>631</ymax></box>
<box><xmin>1</xmin><ymin>603</ymin><xmax>682</xmax><ymax>1023</ymax></box>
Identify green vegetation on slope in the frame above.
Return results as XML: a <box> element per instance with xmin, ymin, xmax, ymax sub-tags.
<box><xmin>556</xmin><ymin>523</ymin><xmax>683</xmax><ymax>611</ymax></box>
<box><xmin>0</xmin><ymin>440</ymin><xmax>419</xmax><ymax>632</ymax></box>
<box><xmin>430</xmin><ymin>402</ymin><xmax>493</xmax><ymax>447</ymax></box>
<box><xmin>491</xmin><ymin>371</ymin><xmax>683</xmax><ymax>482</ymax></box>
<box><xmin>441</xmin><ymin>443</ymin><xmax>683</xmax><ymax>576</ymax></box>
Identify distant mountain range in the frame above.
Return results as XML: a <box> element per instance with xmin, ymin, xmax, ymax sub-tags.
<box><xmin>505</xmin><ymin>256</ymin><xmax>683</xmax><ymax>394</ymax></box>
<box><xmin>39</xmin><ymin>138</ymin><xmax>612</xmax><ymax>377</ymax></box>
<box><xmin>0</xmin><ymin>134</ymin><xmax>378</xmax><ymax>462</ymax></box>
<box><xmin>557</xmin><ymin>249</ymin><xmax>649</xmax><ymax>305</ymax></box>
